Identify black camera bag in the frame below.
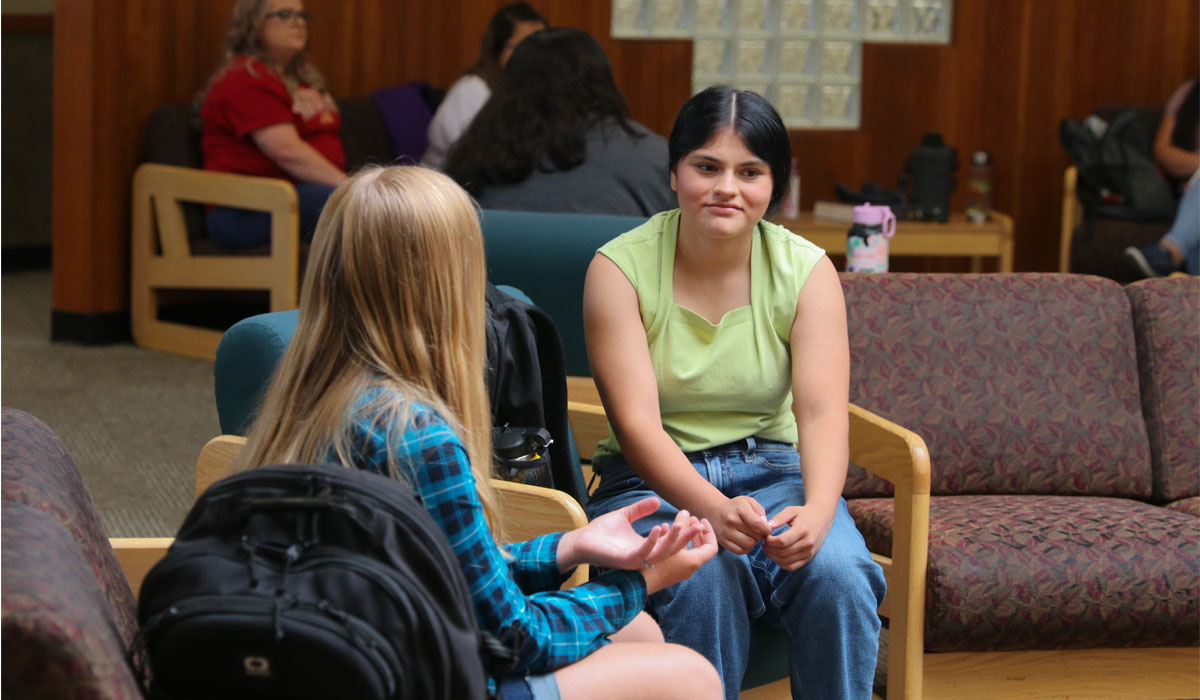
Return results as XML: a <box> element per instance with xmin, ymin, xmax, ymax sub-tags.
<box><xmin>135</xmin><ymin>463</ymin><xmax>504</xmax><ymax>700</ymax></box>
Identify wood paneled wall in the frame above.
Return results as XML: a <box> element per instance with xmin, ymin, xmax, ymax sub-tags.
<box><xmin>52</xmin><ymin>0</ymin><xmax>1198</xmax><ymax>324</ymax></box>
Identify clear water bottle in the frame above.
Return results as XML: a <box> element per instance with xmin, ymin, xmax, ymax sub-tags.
<box><xmin>965</xmin><ymin>150</ymin><xmax>992</xmax><ymax>224</ymax></box>
<box><xmin>846</xmin><ymin>203</ymin><xmax>896</xmax><ymax>273</ymax></box>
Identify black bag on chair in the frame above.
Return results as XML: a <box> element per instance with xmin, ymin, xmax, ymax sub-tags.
<box><xmin>485</xmin><ymin>283</ymin><xmax>581</xmax><ymax>501</ymax></box>
<box><xmin>135</xmin><ymin>463</ymin><xmax>504</xmax><ymax>700</ymax></box>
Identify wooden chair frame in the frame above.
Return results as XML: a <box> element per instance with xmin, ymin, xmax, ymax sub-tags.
<box><xmin>130</xmin><ymin>163</ymin><xmax>302</xmax><ymax>361</ymax></box>
<box><xmin>1060</xmin><ymin>165</ymin><xmax>1083</xmax><ymax>273</ymax></box>
<box><xmin>109</xmin><ymin>434</ymin><xmax>591</xmax><ymax>600</ymax></box>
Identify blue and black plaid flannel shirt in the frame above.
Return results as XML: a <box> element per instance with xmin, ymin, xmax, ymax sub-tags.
<box><xmin>348</xmin><ymin>395</ymin><xmax>648</xmax><ymax>675</ymax></box>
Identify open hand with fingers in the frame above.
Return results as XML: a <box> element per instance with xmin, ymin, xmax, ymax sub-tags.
<box><xmin>557</xmin><ymin>497</ymin><xmax>706</xmax><ymax>573</ymax></box>
<box><xmin>638</xmin><ymin>514</ymin><xmax>718</xmax><ymax>594</ymax></box>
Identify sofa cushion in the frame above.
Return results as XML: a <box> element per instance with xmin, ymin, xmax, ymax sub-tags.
<box><xmin>0</xmin><ymin>408</ymin><xmax>138</xmax><ymax>644</ymax></box>
<box><xmin>1</xmin><ymin>502</ymin><xmax>143</xmax><ymax>699</ymax></box>
<box><xmin>841</xmin><ymin>273</ymin><xmax>1152</xmax><ymax>499</ymax></box>
<box><xmin>1125</xmin><ymin>276</ymin><xmax>1200</xmax><ymax>504</ymax></box>
<box><xmin>1164</xmin><ymin>497</ymin><xmax>1200</xmax><ymax>517</ymax></box>
<box><xmin>849</xmin><ymin>495</ymin><xmax>1199</xmax><ymax>652</ymax></box>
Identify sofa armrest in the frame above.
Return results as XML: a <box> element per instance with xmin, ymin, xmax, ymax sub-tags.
<box><xmin>109</xmin><ymin>537</ymin><xmax>173</xmax><ymax>599</ymax></box>
<box><xmin>847</xmin><ymin>401</ymin><xmax>930</xmax><ymax>700</ymax></box>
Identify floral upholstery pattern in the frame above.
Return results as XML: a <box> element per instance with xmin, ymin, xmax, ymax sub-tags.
<box><xmin>1164</xmin><ymin>497</ymin><xmax>1200</xmax><ymax>517</ymax></box>
<box><xmin>848</xmin><ymin>495</ymin><xmax>1200</xmax><ymax>651</ymax></box>
<box><xmin>840</xmin><ymin>273</ymin><xmax>1151</xmax><ymax>500</ymax></box>
<box><xmin>1125</xmin><ymin>276</ymin><xmax>1200</xmax><ymax>504</ymax></box>
<box><xmin>0</xmin><ymin>408</ymin><xmax>138</xmax><ymax>643</ymax></box>
<box><xmin>2</xmin><ymin>502</ymin><xmax>143</xmax><ymax>699</ymax></box>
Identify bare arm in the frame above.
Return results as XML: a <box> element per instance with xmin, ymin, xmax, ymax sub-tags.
<box><xmin>761</xmin><ymin>256</ymin><xmax>848</xmax><ymax>570</ymax></box>
<box><xmin>583</xmin><ymin>255</ymin><xmax>771</xmax><ymax>553</ymax></box>
<box><xmin>1153</xmin><ymin>111</ymin><xmax>1200</xmax><ymax>179</ymax></box>
<box><xmin>252</xmin><ymin>122</ymin><xmax>347</xmax><ymax>186</ymax></box>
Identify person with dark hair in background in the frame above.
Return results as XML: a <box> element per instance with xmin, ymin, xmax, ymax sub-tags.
<box><xmin>443</xmin><ymin>27</ymin><xmax>676</xmax><ymax>217</ymax></box>
<box><xmin>1125</xmin><ymin>76</ymin><xmax>1199</xmax><ymax>278</ymax></box>
<box><xmin>582</xmin><ymin>85</ymin><xmax>886</xmax><ymax>699</ymax></box>
<box><xmin>199</xmin><ymin>0</ymin><xmax>346</xmax><ymax>249</ymax></box>
<box><xmin>422</xmin><ymin>2</ymin><xmax>546</xmax><ymax>169</ymax></box>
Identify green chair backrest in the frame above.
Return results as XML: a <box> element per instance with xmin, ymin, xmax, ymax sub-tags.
<box><xmin>480</xmin><ymin>209</ymin><xmax>646</xmax><ymax>376</ymax></box>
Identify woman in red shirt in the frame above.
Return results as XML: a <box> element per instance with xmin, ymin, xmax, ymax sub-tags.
<box><xmin>199</xmin><ymin>0</ymin><xmax>346</xmax><ymax>249</ymax></box>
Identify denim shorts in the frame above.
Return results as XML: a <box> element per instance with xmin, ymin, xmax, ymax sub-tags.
<box><xmin>499</xmin><ymin>671</ymin><xmax>561</xmax><ymax>700</ymax></box>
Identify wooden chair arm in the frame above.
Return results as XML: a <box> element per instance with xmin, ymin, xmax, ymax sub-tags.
<box><xmin>110</xmin><ymin>537</ymin><xmax>174</xmax><ymax>598</ymax></box>
<box><xmin>131</xmin><ymin>163</ymin><xmax>300</xmax><ymax>278</ymax></box>
<box><xmin>567</xmin><ymin>400</ymin><xmax>608</xmax><ymax>463</ymax></box>
<box><xmin>847</xmin><ymin>401</ymin><xmax>930</xmax><ymax>700</ymax></box>
<box><xmin>196</xmin><ymin>434</ymin><xmax>248</xmax><ymax>499</ymax></box>
<box><xmin>848</xmin><ymin>402</ymin><xmax>930</xmax><ymax>495</ymax></box>
<box><xmin>134</xmin><ymin>162</ymin><xmax>299</xmax><ymax>214</ymax></box>
<box><xmin>493</xmin><ymin>480</ymin><xmax>590</xmax><ymax>588</ymax></box>
<box><xmin>194</xmin><ymin>434</ymin><xmax>591</xmax><ymax>588</ymax></box>
<box><xmin>1060</xmin><ymin>165</ymin><xmax>1080</xmax><ymax>273</ymax></box>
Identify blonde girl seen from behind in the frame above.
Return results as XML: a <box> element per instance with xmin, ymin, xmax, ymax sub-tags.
<box><xmin>236</xmin><ymin>166</ymin><xmax>722</xmax><ymax>700</ymax></box>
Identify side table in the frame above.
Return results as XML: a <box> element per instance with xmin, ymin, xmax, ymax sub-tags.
<box><xmin>774</xmin><ymin>212</ymin><xmax>1014</xmax><ymax>273</ymax></box>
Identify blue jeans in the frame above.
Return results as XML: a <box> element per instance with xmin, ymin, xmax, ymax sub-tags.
<box><xmin>1163</xmin><ymin>178</ymin><xmax>1200</xmax><ymax>275</ymax></box>
<box><xmin>206</xmin><ymin>182</ymin><xmax>336</xmax><ymax>250</ymax></box>
<box><xmin>586</xmin><ymin>438</ymin><xmax>886</xmax><ymax>700</ymax></box>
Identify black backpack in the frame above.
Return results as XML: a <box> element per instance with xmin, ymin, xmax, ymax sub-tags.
<box><xmin>1059</xmin><ymin>108</ymin><xmax>1177</xmax><ymax>222</ymax></box>
<box><xmin>135</xmin><ymin>463</ymin><xmax>507</xmax><ymax>700</ymax></box>
<box><xmin>484</xmin><ymin>283</ymin><xmax>582</xmax><ymax>502</ymax></box>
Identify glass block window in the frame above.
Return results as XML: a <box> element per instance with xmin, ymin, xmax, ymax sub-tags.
<box><xmin>612</xmin><ymin>0</ymin><xmax>953</xmax><ymax>128</ymax></box>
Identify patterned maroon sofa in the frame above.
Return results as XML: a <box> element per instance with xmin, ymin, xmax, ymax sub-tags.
<box><xmin>1</xmin><ymin>408</ymin><xmax>144</xmax><ymax>698</ymax></box>
<box><xmin>840</xmin><ymin>273</ymin><xmax>1199</xmax><ymax>699</ymax></box>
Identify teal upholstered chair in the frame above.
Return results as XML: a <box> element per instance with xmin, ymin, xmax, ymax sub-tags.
<box><xmin>211</xmin><ymin>283</ymin><xmax>591</xmax><ymax>483</ymax></box>
<box><xmin>479</xmin><ymin>209</ymin><xmax>645</xmax><ymax>377</ymax></box>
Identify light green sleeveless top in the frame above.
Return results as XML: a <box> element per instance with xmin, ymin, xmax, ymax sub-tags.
<box><xmin>595</xmin><ymin>208</ymin><xmax>825</xmax><ymax>456</ymax></box>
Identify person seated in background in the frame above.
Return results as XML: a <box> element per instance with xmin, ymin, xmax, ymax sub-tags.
<box><xmin>443</xmin><ymin>27</ymin><xmax>677</xmax><ymax>218</ymax></box>
<box><xmin>234</xmin><ymin>165</ymin><xmax>723</xmax><ymax>700</ymax></box>
<box><xmin>421</xmin><ymin>3</ymin><xmax>546</xmax><ymax>170</ymax></box>
<box><xmin>199</xmin><ymin>0</ymin><xmax>346</xmax><ymax>250</ymax></box>
<box><xmin>1125</xmin><ymin>76</ymin><xmax>1199</xmax><ymax>278</ymax></box>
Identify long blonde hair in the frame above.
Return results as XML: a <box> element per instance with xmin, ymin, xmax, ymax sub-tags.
<box><xmin>197</xmin><ymin>0</ymin><xmax>332</xmax><ymax>108</ymax></box>
<box><xmin>236</xmin><ymin>166</ymin><xmax>500</xmax><ymax>530</ymax></box>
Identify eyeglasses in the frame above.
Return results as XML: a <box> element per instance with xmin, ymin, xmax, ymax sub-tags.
<box><xmin>264</xmin><ymin>9</ymin><xmax>312</xmax><ymax>23</ymax></box>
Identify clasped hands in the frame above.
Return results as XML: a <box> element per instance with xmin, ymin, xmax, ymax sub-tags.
<box><xmin>706</xmin><ymin>496</ymin><xmax>832</xmax><ymax>570</ymax></box>
<box><xmin>557</xmin><ymin>497</ymin><xmax>717</xmax><ymax>593</ymax></box>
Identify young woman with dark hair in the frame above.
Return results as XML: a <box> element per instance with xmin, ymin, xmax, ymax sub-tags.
<box><xmin>422</xmin><ymin>3</ymin><xmax>546</xmax><ymax>169</ymax></box>
<box><xmin>443</xmin><ymin>27</ymin><xmax>676</xmax><ymax>217</ymax></box>
<box><xmin>582</xmin><ymin>85</ymin><xmax>887</xmax><ymax>699</ymax></box>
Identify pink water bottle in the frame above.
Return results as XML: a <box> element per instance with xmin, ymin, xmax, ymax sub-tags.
<box><xmin>846</xmin><ymin>202</ymin><xmax>897</xmax><ymax>273</ymax></box>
